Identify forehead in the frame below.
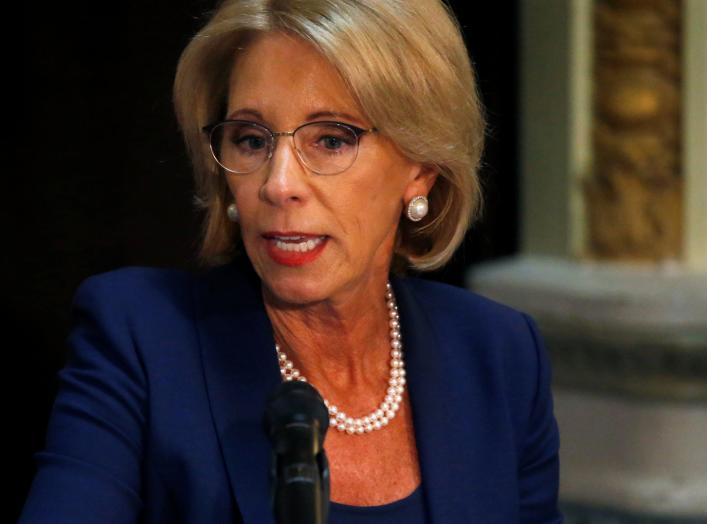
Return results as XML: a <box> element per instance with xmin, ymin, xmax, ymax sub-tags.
<box><xmin>227</xmin><ymin>31</ymin><xmax>364</xmax><ymax>124</ymax></box>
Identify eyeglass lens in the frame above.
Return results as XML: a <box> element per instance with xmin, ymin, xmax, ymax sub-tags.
<box><xmin>210</xmin><ymin>121</ymin><xmax>360</xmax><ymax>175</ymax></box>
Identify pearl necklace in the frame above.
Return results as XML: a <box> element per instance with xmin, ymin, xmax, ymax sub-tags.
<box><xmin>276</xmin><ymin>282</ymin><xmax>406</xmax><ymax>435</ymax></box>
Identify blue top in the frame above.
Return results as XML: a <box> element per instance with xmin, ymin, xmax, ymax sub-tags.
<box><xmin>329</xmin><ymin>483</ymin><xmax>427</xmax><ymax>524</ymax></box>
<box><xmin>19</xmin><ymin>259</ymin><xmax>562</xmax><ymax>523</ymax></box>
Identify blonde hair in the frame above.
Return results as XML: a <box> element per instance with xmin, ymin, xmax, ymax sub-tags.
<box><xmin>174</xmin><ymin>0</ymin><xmax>485</xmax><ymax>271</ymax></box>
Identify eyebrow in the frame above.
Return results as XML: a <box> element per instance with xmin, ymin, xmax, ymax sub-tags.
<box><xmin>227</xmin><ymin>108</ymin><xmax>264</xmax><ymax>121</ymax></box>
<box><xmin>227</xmin><ymin>107</ymin><xmax>366</xmax><ymax>126</ymax></box>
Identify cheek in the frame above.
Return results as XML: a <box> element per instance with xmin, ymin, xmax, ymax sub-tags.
<box><xmin>336</xmin><ymin>174</ymin><xmax>403</xmax><ymax>248</ymax></box>
<box><xmin>228</xmin><ymin>177</ymin><xmax>256</xmax><ymax>214</ymax></box>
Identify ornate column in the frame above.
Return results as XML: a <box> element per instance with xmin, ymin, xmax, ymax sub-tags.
<box><xmin>469</xmin><ymin>0</ymin><xmax>707</xmax><ymax>521</ymax></box>
<box><xmin>588</xmin><ymin>0</ymin><xmax>683</xmax><ymax>261</ymax></box>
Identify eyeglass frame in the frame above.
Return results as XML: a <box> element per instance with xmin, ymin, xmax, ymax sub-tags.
<box><xmin>201</xmin><ymin>119</ymin><xmax>379</xmax><ymax>175</ymax></box>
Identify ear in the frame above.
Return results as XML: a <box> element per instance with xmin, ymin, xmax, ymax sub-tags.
<box><xmin>403</xmin><ymin>164</ymin><xmax>439</xmax><ymax>204</ymax></box>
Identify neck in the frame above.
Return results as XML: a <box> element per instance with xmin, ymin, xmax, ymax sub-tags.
<box><xmin>262</xmin><ymin>274</ymin><xmax>393</xmax><ymax>395</ymax></box>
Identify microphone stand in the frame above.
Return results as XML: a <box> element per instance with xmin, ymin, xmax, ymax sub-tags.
<box><xmin>265</xmin><ymin>381</ymin><xmax>331</xmax><ymax>524</ymax></box>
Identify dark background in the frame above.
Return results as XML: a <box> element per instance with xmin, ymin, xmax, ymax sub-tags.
<box><xmin>13</xmin><ymin>0</ymin><xmax>519</xmax><ymax>518</ymax></box>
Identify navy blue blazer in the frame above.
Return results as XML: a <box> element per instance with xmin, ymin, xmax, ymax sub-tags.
<box><xmin>20</xmin><ymin>259</ymin><xmax>562</xmax><ymax>523</ymax></box>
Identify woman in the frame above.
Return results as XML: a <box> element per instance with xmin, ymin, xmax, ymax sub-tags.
<box><xmin>20</xmin><ymin>0</ymin><xmax>561</xmax><ymax>523</ymax></box>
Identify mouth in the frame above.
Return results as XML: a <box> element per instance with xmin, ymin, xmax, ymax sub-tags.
<box><xmin>262</xmin><ymin>232</ymin><xmax>329</xmax><ymax>266</ymax></box>
<box><xmin>264</xmin><ymin>234</ymin><xmax>327</xmax><ymax>252</ymax></box>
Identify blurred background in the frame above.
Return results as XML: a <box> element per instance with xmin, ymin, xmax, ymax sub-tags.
<box><xmin>12</xmin><ymin>0</ymin><xmax>706</xmax><ymax>522</ymax></box>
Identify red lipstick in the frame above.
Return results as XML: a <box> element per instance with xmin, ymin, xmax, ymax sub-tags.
<box><xmin>262</xmin><ymin>232</ymin><xmax>329</xmax><ymax>267</ymax></box>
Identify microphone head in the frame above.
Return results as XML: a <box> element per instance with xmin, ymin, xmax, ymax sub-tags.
<box><xmin>265</xmin><ymin>380</ymin><xmax>330</xmax><ymax>445</ymax></box>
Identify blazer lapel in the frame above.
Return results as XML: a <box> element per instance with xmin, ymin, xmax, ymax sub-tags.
<box><xmin>392</xmin><ymin>277</ymin><xmax>494</xmax><ymax>524</ymax></box>
<box><xmin>193</xmin><ymin>260</ymin><xmax>279</xmax><ymax>524</ymax></box>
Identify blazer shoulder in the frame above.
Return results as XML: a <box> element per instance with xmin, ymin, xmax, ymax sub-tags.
<box><xmin>73</xmin><ymin>266</ymin><xmax>194</xmax><ymax>312</ymax></box>
<box><xmin>69</xmin><ymin>266</ymin><xmax>200</xmax><ymax>353</ymax></box>
<box><xmin>75</xmin><ymin>265</ymin><xmax>192</xmax><ymax>295</ymax></box>
<box><xmin>398</xmin><ymin>276</ymin><xmax>547</xmax><ymax>404</ymax></box>
<box><xmin>399</xmin><ymin>276</ymin><xmax>531</xmax><ymax>327</ymax></box>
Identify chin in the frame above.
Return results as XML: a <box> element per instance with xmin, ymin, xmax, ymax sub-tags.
<box><xmin>260</xmin><ymin>271</ymin><xmax>335</xmax><ymax>307</ymax></box>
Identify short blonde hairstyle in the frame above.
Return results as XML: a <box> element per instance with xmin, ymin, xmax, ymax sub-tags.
<box><xmin>174</xmin><ymin>0</ymin><xmax>485</xmax><ymax>271</ymax></box>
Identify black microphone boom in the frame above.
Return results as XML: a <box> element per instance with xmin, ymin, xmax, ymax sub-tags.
<box><xmin>264</xmin><ymin>380</ymin><xmax>331</xmax><ymax>524</ymax></box>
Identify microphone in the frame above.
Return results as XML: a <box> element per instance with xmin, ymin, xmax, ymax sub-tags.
<box><xmin>264</xmin><ymin>380</ymin><xmax>331</xmax><ymax>524</ymax></box>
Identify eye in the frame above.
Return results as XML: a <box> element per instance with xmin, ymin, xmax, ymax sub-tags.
<box><xmin>309</xmin><ymin>126</ymin><xmax>356</xmax><ymax>153</ymax></box>
<box><xmin>235</xmin><ymin>134</ymin><xmax>268</xmax><ymax>151</ymax></box>
<box><xmin>320</xmin><ymin>135</ymin><xmax>346</xmax><ymax>150</ymax></box>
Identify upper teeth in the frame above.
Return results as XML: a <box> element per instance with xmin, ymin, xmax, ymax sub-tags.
<box><xmin>273</xmin><ymin>236</ymin><xmax>325</xmax><ymax>252</ymax></box>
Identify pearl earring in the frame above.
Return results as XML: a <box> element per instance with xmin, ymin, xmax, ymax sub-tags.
<box><xmin>227</xmin><ymin>203</ymin><xmax>239</xmax><ymax>222</ymax></box>
<box><xmin>406</xmin><ymin>195</ymin><xmax>429</xmax><ymax>222</ymax></box>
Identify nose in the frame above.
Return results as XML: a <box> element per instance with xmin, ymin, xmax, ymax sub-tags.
<box><xmin>258</xmin><ymin>135</ymin><xmax>310</xmax><ymax>207</ymax></box>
